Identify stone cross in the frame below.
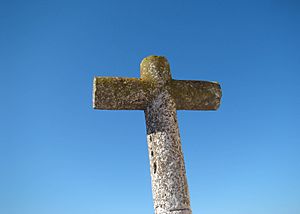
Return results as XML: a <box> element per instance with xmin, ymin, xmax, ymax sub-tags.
<box><xmin>93</xmin><ymin>56</ymin><xmax>222</xmax><ymax>214</ymax></box>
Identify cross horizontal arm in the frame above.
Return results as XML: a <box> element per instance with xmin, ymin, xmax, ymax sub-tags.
<box><xmin>169</xmin><ymin>80</ymin><xmax>221</xmax><ymax>110</ymax></box>
<box><xmin>93</xmin><ymin>77</ymin><xmax>221</xmax><ymax>111</ymax></box>
<box><xmin>93</xmin><ymin>77</ymin><xmax>152</xmax><ymax>110</ymax></box>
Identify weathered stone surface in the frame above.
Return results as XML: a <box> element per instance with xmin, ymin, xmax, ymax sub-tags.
<box><xmin>93</xmin><ymin>58</ymin><xmax>221</xmax><ymax>111</ymax></box>
<box><xmin>93</xmin><ymin>77</ymin><xmax>153</xmax><ymax>110</ymax></box>
<box><xmin>92</xmin><ymin>55</ymin><xmax>222</xmax><ymax>214</ymax></box>
<box><xmin>142</xmin><ymin>56</ymin><xmax>191</xmax><ymax>214</ymax></box>
<box><xmin>169</xmin><ymin>80</ymin><xmax>221</xmax><ymax>110</ymax></box>
<box><xmin>145</xmin><ymin>91</ymin><xmax>191</xmax><ymax>213</ymax></box>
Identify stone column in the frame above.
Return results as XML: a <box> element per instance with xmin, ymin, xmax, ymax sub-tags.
<box><xmin>141</xmin><ymin>56</ymin><xmax>192</xmax><ymax>214</ymax></box>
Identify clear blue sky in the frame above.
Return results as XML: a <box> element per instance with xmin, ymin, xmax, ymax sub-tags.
<box><xmin>0</xmin><ymin>0</ymin><xmax>299</xmax><ymax>214</ymax></box>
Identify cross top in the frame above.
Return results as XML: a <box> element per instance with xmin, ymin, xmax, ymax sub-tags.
<box><xmin>93</xmin><ymin>55</ymin><xmax>222</xmax><ymax>214</ymax></box>
<box><xmin>140</xmin><ymin>55</ymin><xmax>172</xmax><ymax>85</ymax></box>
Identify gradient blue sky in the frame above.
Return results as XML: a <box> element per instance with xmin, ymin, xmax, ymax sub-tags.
<box><xmin>0</xmin><ymin>0</ymin><xmax>299</xmax><ymax>214</ymax></box>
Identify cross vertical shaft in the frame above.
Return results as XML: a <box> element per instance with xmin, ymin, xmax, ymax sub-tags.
<box><xmin>142</xmin><ymin>57</ymin><xmax>191</xmax><ymax>213</ymax></box>
<box><xmin>145</xmin><ymin>93</ymin><xmax>191</xmax><ymax>214</ymax></box>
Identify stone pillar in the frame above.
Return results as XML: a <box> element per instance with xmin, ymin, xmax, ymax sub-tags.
<box><xmin>141</xmin><ymin>56</ymin><xmax>192</xmax><ymax>214</ymax></box>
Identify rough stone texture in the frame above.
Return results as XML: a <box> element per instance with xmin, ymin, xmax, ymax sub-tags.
<box><xmin>92</xmin><ymin>55</ymin><xmax>222</xmax><ymax>214</ymax></box>
<box><xmin>93</xmin><ymin>77</ymin><xmax>152</xmax><ymax>110</ymax></box>
<box><xmin>142</xmin><ymin>56</ymin><xmax>191</xmax><ymax>214</ymax></box>
<box><xmin>169</xmin><ymin>80</ymin><xmax>221</xmax><ymax>110</ymax></box>
<box><xmin>145</xmin><ymin>91</ymin><xmax>191</xmax><ymax>214</ymax></box>
<box><xmin>93</xmin><ymin>78</ymin><xmax>221</xmax><ymax>111</ymax></box>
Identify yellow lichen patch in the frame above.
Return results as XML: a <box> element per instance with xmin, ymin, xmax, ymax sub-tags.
<box><xmin>140</xmin><ymin>55</ymin><xmax>171</xmax><ymax>84</ymax></box>
<box><xmin>168</xmin><ymin>80</ymin><xmax>221</xmax><ymax>110</ymax></box>
<box><xmin>93</xmin><ymin>77</ymin><xmax>153</xmax><ymax>110</ymax></box>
